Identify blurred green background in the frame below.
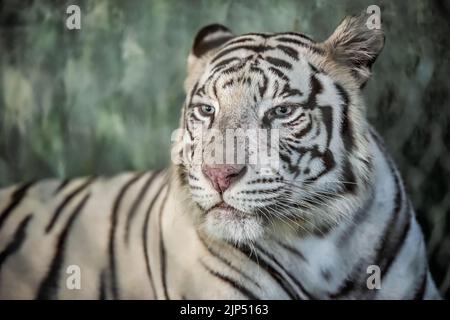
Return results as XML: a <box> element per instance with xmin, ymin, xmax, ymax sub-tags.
<box><xmin>0</xmin><ymin>0</ymin><xmax>449</xmax><ymax>298</ymax></box>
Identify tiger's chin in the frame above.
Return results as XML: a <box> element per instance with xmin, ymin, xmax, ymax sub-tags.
<box><xmin>200</xmin><ymin>204</ymin><xmax>265</xmax><ymax>245</ymax></box>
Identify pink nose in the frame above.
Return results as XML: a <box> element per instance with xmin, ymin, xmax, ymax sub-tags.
<box><xmin>202</xmin><ymin>164</ymin><xmax>246</xmax><ymax>193</ymax></box>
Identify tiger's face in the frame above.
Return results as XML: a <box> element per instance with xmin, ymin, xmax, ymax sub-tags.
<box><xmin>174</xmin><ymin>14</ymin><xmax>384</xmax><ymax>245</ymax></box>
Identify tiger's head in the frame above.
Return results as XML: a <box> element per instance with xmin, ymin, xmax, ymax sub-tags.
<box><xmin>172</xmin><ymin>13</ymin><xmax>384</xmax><ymax>245</ymax></box>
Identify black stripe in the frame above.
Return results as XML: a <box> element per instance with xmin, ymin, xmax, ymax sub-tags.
<box><xmin>275</xmin><ymin>37</ymin><xmax>325</xmax><ymax>55</ymax></box>
<box><xmin>279</xmin><ymin>142</ymin><xmax>293</xmax><ymax>156</ymax></box>
<box><xmin>108</xmin><ymin>173</ymin><xmax>144</xmax><ymax>299</ymax></box>
<box><xmin>190</xmin><ymin>112</ymin><xmax>201</xmax><ymax>123</ymax></box>
<box><xmin>0</xmin><ymin>214</ymin><xmax>33</xmax><ymax>271</ymax></box>
<box><xmin>309</xmin><ymin>62</ymin><xmax>318</xmax><ymax>73</ymax></box>
<box><xmin>265</xmin><ymin>56</ymin><xmax>292</xmax><ymax>69</ymax></box>
<box><xmin>366</xmin><ymin>212</ymin><xmax>411</xmax><ymax>300</ymax></box>
<box><xmin>239</xmin><ymin>187</ymin><xmax>283</xmax><ymax>195</ymax></box>
<box><xmin>201</xmin><ymin>261</ymin><xmax>259</xmax><ymax>300</ymax></box>
<box><xmin>142</xmin><ymin>180</ymin><xmax>167</xmax><ymax>299</ymax></box>
<box><xmin>124</xmin><ymin>171</ymin><xmax>160</xmax><ymax>244</ymax></box>
<box><xmin>223</xmin><ymin>37</ymin><xmax>258</xmax><ymax>47</ymax></box>
<box><xmin>302</xmin><ymin>147</ymin><xmax>335</xmax><ymax>181</ymax></box>
<box><xmin>303</xmin><ymin>74</ymin><xmax>323</xmax><ymax>110</ymax></box>
<box><xmin>36</xmin><ymin>193</ymin><xmax>90</xmax><ymax>299</ymax></box>
<box><xmin>276</xmin><ymin>241</ymin><xmax>307</xmax><ymax>263</ymax></box>
<box><xmin>256</xmin><ymin>244</ymin><xmax>315</xmax><ymax>299</ymax></box>
<box><xmin>99</xmin><ymin>269</ymin><xmax>108</xmax><ymax>300</ymax></box>
<box><xmin>222</xmin><ymin>78</ymin><xmax>235</xmax><ymax>89</ymax></box>
<box><xmin>329</xmin><ymin>143</ymin><xmax>407</xmax><ymax>299</ymax></box>
<box><xmin>328</xmin><ymin>265</ymin><xmax>367</xmax><ymax>297</ymax></box>
<box><xmin>53</xmin><ymin>179</ymin><xmax>71</xmax><ymax>195</ymax></box>
<box><xmin>413</xmin><ymin>268</ymin><xmax>428</xmax><ymax>300</ymax></box>
<box><xmin>278</xmin><ymin>32</ymin><xmax>315</xmax><ymax>42</ymax></box>
<box><xmin>158</xmin><ymin>184</ymin><xmax>171</xmax><ymax>300</ymax></box>
<box><xmin>293</xmin><ymin>114</ymin><xmax>313</xmax><ymax>139</ymax></box>
<box><xmin>177</xmin><ymin>165</ymin><xmax>188</xmax><ymax>188</ymax></box>
<box><xmin>379</xmin><ymin>210</ymin><xmax>411</xmax><ymax>278</ymax></box>
<box><xmin>188</xmin><ymin>174</ymin><xmax>199</xmax><ymax>181</ymax></box>
<box><xmin>331</xmin><ymin>208</ymin><xmax>406</xmax><ymax>299</ymax></box>
<box><xmin>245</xmin><ymin>33</ymin><xmax>272</xmax><ymax>39</ymax></box>
<box><xmin>279</xmin><ymin>151</ymin><xmax>298</xmax><ymax>176</ymax></box>
<box><xmin>216</xmin><ymin>60</ymin><xmax>248</xmax><ymax>78</ymax></box>
<box><xmin>334</xmin><ymin>83</ymin><xmax>353</xmax><ymax>151</ymax></box>
<box><xmin>275</xmin><ymin>36</ymin><xmax>309</xmax><ymax>45</ymax></box>
<box><xmin>329</xmin><ymin>278</ymin><xmax>355</xmax><ymax>298</ymax></box>
<box><xmin>211</xmin><ymin>45</ymin><xmax>274</xmax><ymax>64</ymax></box>
<box><xmin>340</xmin><ymin>159</ymin><xmax>357</xmax><ymax>194</ymax></box>
<box><xmin>237</xmin><ymin>244</ymin><xmax>299</xmax><ymax>299</ymax></box>
<box><xmin>280</xmin><ymin>84</ymin><xmax>302</xmax><ymax>98</ymax></box>
<box><xmin>372</xmin><ymin>143</ymin><xmax>409</xmax><ymax>271</ymax></box>
<box><xmin>197</xmin><ymin>233</ymin><xmax>261</xmax><ymax>289</ymax></box>
<box><xmin>185</xmin><ymin>82</ymin><xmax>199</xmax><ymax>126</ymax></box>
<box><xmin>337</xmin><ymin>190</ymin><xmax>375</xmax><ymax>246</ymax></box>
<box><xmin>276</xmin><ymin>45</ymin><xmax>299</xmax><ymax>60</ymax></box>
<box><xmin>196</xmin><ymin>85</ymin><xmax>206</xmax><ymax>97</ymax></box>
<box><xmin>212</xmin><ymin>76</ymin><xmax>219</xmax><ymax>100</ymax></box>
<box><xmin>259</xmin><ymin>76</ymin><xmax>268</xmax><ymax>98</ymax></box>
<box><xmin>272</xmin><ymin>80</ymin><xmax>279</xmax><ymax>99</ymax></box>
<box><xmin>45</xmin><ymin>177</ymin><xmax>94</xmax><ymax>233</ymax></box>
<box><xmin>331</xmin><ymin>181</ymin><xmax>403</xmax><ymax>298</ymax></box>
<box><xmin>212</xmin><ymin>57</ymin><xmax>242</xmax><ymax>70</ymax></box>
<box><xmin>0</xmin><ymin>181</ymin><xmax>35</xmax><ymax>232</ymax></box>
<box><xmin>249</xmin><ymin>66</ymin><xmax>268</xmax><ymax>98</ymax></box>
<box><xmin>319</xmin><ymin>106</ymin><xmax>333</xmax><ymax>146</ymax></box>
<box><xmin>268</xmin><ymin>66</ymin><xmax>289</xmax><ymax>82</ymax></box>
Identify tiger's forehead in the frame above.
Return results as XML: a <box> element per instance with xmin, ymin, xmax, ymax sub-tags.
<box><xmin>190</xmin><ymin>34</ymin><xmax>327</xmax><ymax>108</ymax></box>
<box><xmin>196</xmin><ymin>31</ymin><xmax>326</xmax><ymax>91</ymax></box>
<box><xmin>207</xmin><ymin>31</ymin><xmax>324</xmax><ymax>68</ymax></box>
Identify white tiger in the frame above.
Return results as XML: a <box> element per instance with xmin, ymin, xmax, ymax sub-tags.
<box><xmin>0</xmin><ymin>13</ymin><xmax>441</xmax><ymax>299</ymax></box>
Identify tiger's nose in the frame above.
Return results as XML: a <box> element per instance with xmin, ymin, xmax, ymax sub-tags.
<box><xmin>201</xmin><ymin>164</ymin><xmax>246</xmax><ymax>193</ymax></box>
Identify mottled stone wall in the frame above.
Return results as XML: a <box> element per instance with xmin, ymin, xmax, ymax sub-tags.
<box><xmin>0</xmin><ymin>0</ymin><xmax>449</xmax><ymax>298</ymax></box>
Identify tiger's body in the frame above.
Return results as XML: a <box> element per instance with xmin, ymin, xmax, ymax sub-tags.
<box><xmin>0</xmin><ymin>133</ymin><xmax>441</xmax><ymax>299</ymax></box>
<box><xmin>0</xmin><ymin>13</ymin><xmax>441</xmax><ymax>299</ymax></box>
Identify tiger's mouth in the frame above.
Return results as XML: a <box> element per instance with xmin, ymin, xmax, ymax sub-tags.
<box><xmin>201</xmin><ymin>200</ymin><xmax>265</xmax><ymax>244</ymax></box>
<box><xmin>206</xmin><ymin>201</ymin><xmax>247</xmax><ymax>216</ymax></box>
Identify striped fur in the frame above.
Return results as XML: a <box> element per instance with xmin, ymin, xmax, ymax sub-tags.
<box><xmin>0</xmin><ymin>13</ymin><xmax>441</xmax><ymax>299</ymax></box>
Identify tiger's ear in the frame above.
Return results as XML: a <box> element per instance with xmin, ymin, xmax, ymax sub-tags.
<box><xmin>323</xmin><ymin>13</ymin><xmax>384</xmax><ymax>87</ymax></box>
<box><xmin>192</xmin><ymin>24</ymin><xmax>234</xmax><ymax>57</ymax></box>
<box><xmin>185</xmin><ymin>24</ymin><xmax>234</xmax><ymax>92</ymax></box>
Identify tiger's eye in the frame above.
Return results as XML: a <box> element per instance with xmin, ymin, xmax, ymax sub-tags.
<box><xmin>199</xmin><ymin>105</ymin><xmax>215</xmax><ymax>116</ymax></box>
<box><xmin>273</xmin><ymin>105</ymin><xmax>293</xmax><ymax>117</ymax></box>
